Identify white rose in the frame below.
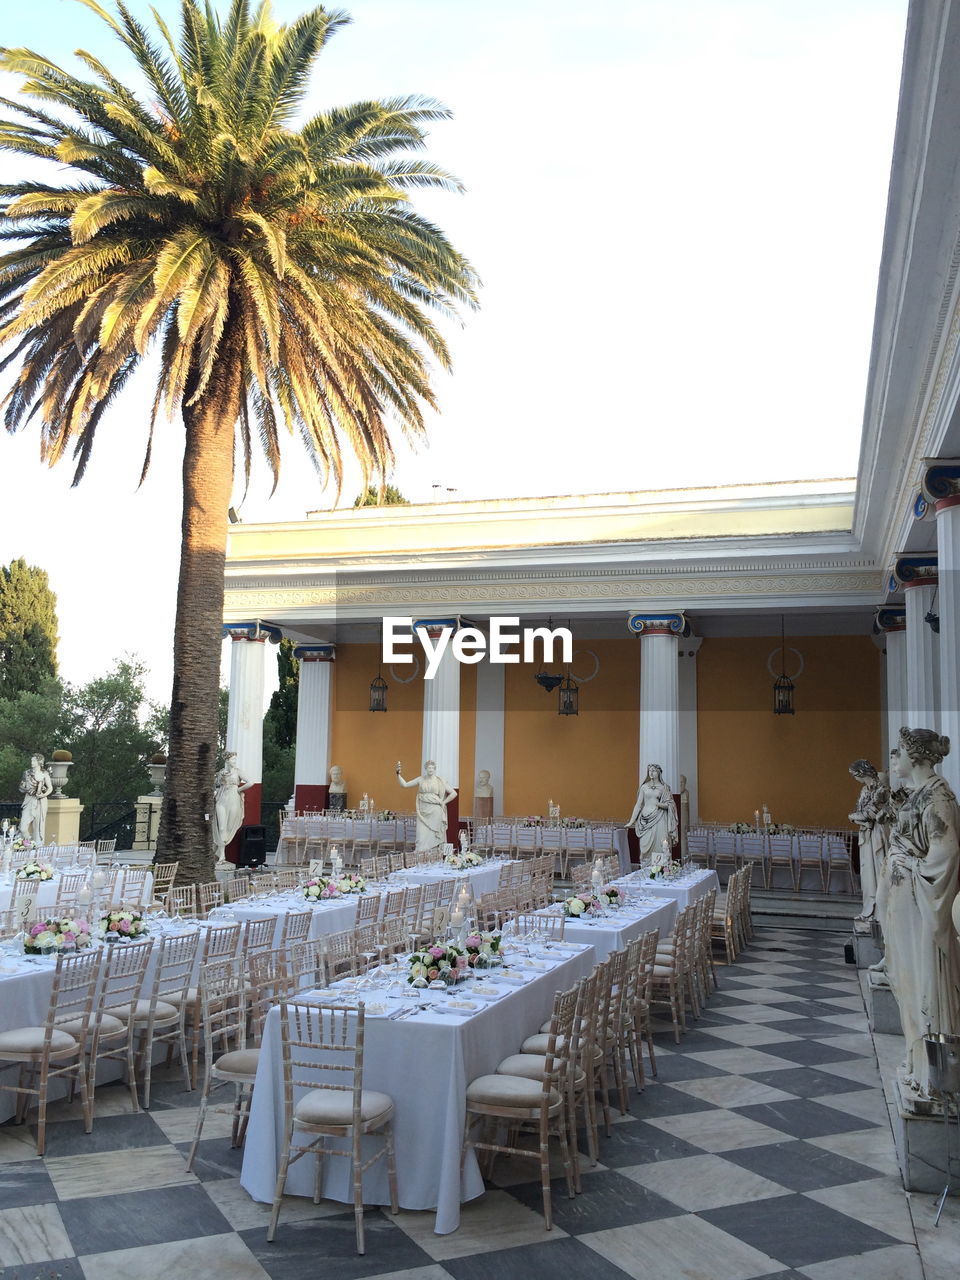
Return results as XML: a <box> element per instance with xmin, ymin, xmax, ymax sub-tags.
<box><xmin>34</xmin><ymin>930</ymin><xmax>57</xmax><ymax>947</ymax></box>
<box><xmin>568</xmin><ymin>899</ymin><xmax>584</xmax><ymax>916</ymax></box>
<box><xmin>338</xmin><ymin>878</ymin><xmax>351</xmax><ymax>893</ymax></box>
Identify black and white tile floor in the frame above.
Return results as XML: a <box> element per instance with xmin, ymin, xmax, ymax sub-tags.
<box><xmin>0</xmin><ymin>928</ymin><xmax>954</xmax><ymax>1280</ymax></box>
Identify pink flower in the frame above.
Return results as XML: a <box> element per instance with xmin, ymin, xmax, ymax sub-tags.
<box><xmin>429</xmin><ymin>946</ymin><xmax>444</xmax><ymax>958</ymax></box>
<box><xmin>63</xmin><ymin>931</ymin><xmax>76</xmax><ymax>944</ymax></box>
<box><xmin>117</xmin><ymin>920</ymin><xmax>130</xmax><ymax>933</ymax></box>
<box><xmin>465</xmin><ymin>934</ymin><xmax>481</xmax><ymax>948</ymax></box>
<box><xmin>30</xmin><ymin>923</ymin><xmax>44</xmax><ymax>937</ymax></box>
<box><xmin>455</xmin><ymin>955</ymin><xmax>468</xmax><ymax>969</ymax></box>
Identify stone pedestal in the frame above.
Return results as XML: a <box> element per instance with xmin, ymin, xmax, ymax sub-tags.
<box><xmin>133</xmin><ymin>796</ymin><xmax>162</xmax><ymax>851</ymax></box>
<box><xmin>868</xmin><ymin>970</ymin><xmax>903</xmax><ymax>1035</ymax></box>
<box><xmin>45</xmin><ymin>797</ymin><xmax>83</xmax><ymax>846</ymax></box>
<box><xmin>851</xmin><ymin>919</ymin><xmax>883</xmax><ymax>969</ymax></box>
<box><xmin>892</xmin><ymin>1076</ymin><xmax>959</xmax><ymax>1192</ymax></box>
<box><xmin>474</xmin><ymin>796</ymin><xmax>493</xmax><ymax>823</ymax></box>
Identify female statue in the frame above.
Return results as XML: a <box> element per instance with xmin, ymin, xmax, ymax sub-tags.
<box><xmin>396</xmin><ymin>760</ymin><xmax>457</xmax><ymax>853</ymax></box>
<box><xmin>629</xmin><ymin>763</ymin><xmax>678</xmax><ymax>859</ymax></box>
<box><xmin>211</xmin><ymin>752</ymin><xmax>252</xmax><ymax>863</ymax></box>
<box><xmin>848</xmin><ymin>759</ymin><xmax>887</xmax><ymax>921</ymax></box>
<box><xmin>18</xmin><ymin>753</ymin><xmax>52</xmax><ymax>845</ymax></box>
<box><xmin>885</xmin><ymin>727</ymin><xmax>960</xmax><ymax>1097</ymax></box>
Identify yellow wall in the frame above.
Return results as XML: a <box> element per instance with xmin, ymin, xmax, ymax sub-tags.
<box><xmin>459</xmin><ymin>664</ymin><xmax>477</xmax><ymax>805</ymax></box>
<box><xmin>331</xmin><ymin>645</ymin><xmax>424</xmax><ymax>805</ymax></box>
<box><xmin>503</xmin><ymin>640</ymin><xmax>640</xmax><ymax>819</ymax></box>
<box><xmin>697</xmin><ymin>635</ymin><xmax>883</xmax><ymax>829</ymax></box>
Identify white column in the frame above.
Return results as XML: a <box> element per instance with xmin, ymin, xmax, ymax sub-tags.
<box><xmin>875</xmin><ymin>611</ymin><xmax>907</xmax><ymax>761</ymax></box>
<box><xmin>293</xmin><ymin>644</ymin><xmax>335</xmax><ymax>807</ymax></box>
<box><xmin>903</xmin><ymin>577</ymin><xmax>939</xmax><ymax>728</ymax></box>
<box><xmin>223</xmin><ymin>621</ymin><xmax>280</xmax><ymax>821</ymax></box>
<box><xmin>935</xmin><ymin>499</ymin><xmax>960</xmax><ymax>791</ymax></box>
<box><xmin>629</xmin><ymin>612</ymin><xmax>684</xmax><ymax>792</ymax></box>
<box><xmin>678</xmin><ymin>636</ymin><xmax>702</xmax><ymax>822</ymax></box>
<box><xmin>474</xmin><ymin>657</ymin><xmax>504</xmax><ymax>811</ymax></box>
<box><xmin>416</xmin><ymin>620</ymin><xmax>461</xmax><ymax>787</ymax></box>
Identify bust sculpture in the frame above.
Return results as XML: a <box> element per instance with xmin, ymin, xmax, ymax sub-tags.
<box><xmin>18</xmin><ymin>753</ymin><xmax>52</xmax><ymax>845</ymax></box>
<box><xmin>678</xmin><ymin>773</ymin><xmax>690</xmax><ymax>855</ymax></box>
<box><xmin>629</xmin><ymin>763</ymin><xmax>678</xmax><ymax>860</ymax></box>
<box><xmin>474</xmin><ymin>768</ymin><xmax>494</xmax><ymax>822</ymax></box>
<box><xmin>884</xmin><ymin>726</ymin><xmax>960</xmax><ymax>1098</ymax></box>
<box><xmin>848</xmin><ymin>759</ymin><xmax>887</xmax><ymax>922</ymax></box>
<box><xmin>210</xmin><ymin>752</ymin><xmax>252</xmax><ymax>863</ymax></box>
<box><xmin>328</xmin><ymin>764</ymin><xmax>347</xmax><ymax>811</ymax></box>
<box><xmin>396</xmin><ymin>760</ymin><xmax>457</xmax><ymax>853</ymax></box>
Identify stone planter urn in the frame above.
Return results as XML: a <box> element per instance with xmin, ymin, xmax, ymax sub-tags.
<box><xmin>147</xmin><ymin>754</ymin><xmax>167</xmax><ymax>798</ymax></box>
<box><xmin>48</xmin><ymin>750</ymin><xmax>73</xmax><ymax>798</ymax></box>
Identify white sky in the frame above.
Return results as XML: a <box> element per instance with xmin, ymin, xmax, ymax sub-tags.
<box><xmin>0</xmin><ymin>0</ymin><xmax>908</xmax><ymax>706</ymax></box>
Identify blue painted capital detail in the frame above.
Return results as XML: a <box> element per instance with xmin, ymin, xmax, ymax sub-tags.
<box><xmin>413</xmin><ymin>617</ymin><xmax>460</xmax><ymax>634</ymax></box>
<box><xmin>627</xmin><ymin>611</ymin><xmax>688</xmax><ymax>637</ymax></box>
<box><xmin>922</xmin><ymin>462</ymin><xmax>960</xmax><ymax>503</ymax></box>
<box><xmin>292</xmin><ymin>643</ymin><xmax>335</xmax><ymax>662</ymax></box>
<box><xmin>913</xmin><ymin>492</ymin><xmax>929</xmax><ymax>520</ymax></box>
<box><xmin>874</xmin><ymin>607</ymin><xmax>907</xmax><ymax>634</ymax></box>
<box><xmin>222</xmin><ymin>620</ymin><xmax>283</xmax><ymax>643</ymax></box>
<box><xmin>892</xmin><ymin>556</ymin><xmax>938</xmax><ymax>588</ymax></box>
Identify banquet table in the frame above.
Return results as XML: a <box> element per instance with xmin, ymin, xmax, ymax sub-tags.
<box><xmin>240</xmin><ymin>942</ymin><xmax>597</xmax><ymax>1233</ymax></box>
<box><xmin>534</xmin><ymin>897</ymin><xmax>676</xmax><ymax>962</ymax></box>
<box><xmin>0</xmin><ymin>867</ymin><xmax>154</xmax><ymax>915</ymax></box>
<box><xmin>275</xmin><ymin>817</ymin><xmax>408</xmax><ymax>864</ymax></box>
<box><xmin>619</xmin><ymin>867</ymin><xmax>720</xmax><ymax>910</ymax></box>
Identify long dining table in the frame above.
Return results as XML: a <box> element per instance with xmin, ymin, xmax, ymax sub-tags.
<box><xmin>240</xmin><ymin>941</ymin><xmax>597</xmax><ymax>1234</ymax></box>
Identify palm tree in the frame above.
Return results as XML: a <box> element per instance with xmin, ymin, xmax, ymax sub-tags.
<box><xmin>0</xmin><ymin>0</ymin><xmax>477</xmax><ymax>883</ymax></box>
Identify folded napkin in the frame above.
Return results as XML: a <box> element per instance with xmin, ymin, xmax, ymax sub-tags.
<box><xmin>471</xmin><ymin>984</ymin><xmax>501</xmax><ymax>997</ymax></box>
<box><xmin>492</xmin><ymin>973</ymin><xmax>527</xmax><ymax>986</ymax></box>
<box><xmin>517</xmin><ymin>959</ymin><xmax>551</xmax><ymax>970</ymax></box>
<box><xmin>444</xmin><ymin>998</ymin><xmax>477</xmax><ymax>1010</ymax></box>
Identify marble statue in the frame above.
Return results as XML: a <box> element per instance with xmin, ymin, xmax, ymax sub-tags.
<box><xmin>884</xmin><ymin>726</ymin><xmax>960</xmax><ymax>1098</ymax></box>
<box><xmin>678</xmin><ymin>773</ymin><xmax>690</xmax><ymax>857</ymax></box>
<box><xmin>18</xmin><ymin>754</ymin><xmax>52</xmax><ymax>845</ymax></box>
<box><xmin>210</xmin><ymin>752</ymin><xmax>252</xmax><ymax>863</ymax></box>
<box><xmin>328</xmin><ymin>764</ymin><xmax>347</xmax><ymax>812</ymax></box>
<box><xmin>474</xmin><ymin>769</ymin><xmax>494</xmax><ymax>822</ymax></box>
<box><xmin>396</xmin><ymin>760</ymin><xmax>457</xmax><ymax>853</ymax></box>
<box><xmin>848</xmin><ymin>759</ymin><xmax>888</xmax><ymax>921</ymax></box>
<box><xmin>629</xmin><ymin>763</ymin><xmax>678</xmax><ymax>860</ymax></box>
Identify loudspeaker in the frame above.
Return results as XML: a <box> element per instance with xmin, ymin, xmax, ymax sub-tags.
<box><xmin>236</xmin><ymin>824</ymin><xmax>267</xmax><ymax>868</ymax></box>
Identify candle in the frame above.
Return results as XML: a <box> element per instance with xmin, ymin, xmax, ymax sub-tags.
<box><xmin>450</xmin><ymin>908</ymin><xmax>464</xmax><ymax>927</ymax></box>
<box><xmin>77</xmin><ymin>886</ymin><xmax>91</xmax><ymax>907</ymax></box>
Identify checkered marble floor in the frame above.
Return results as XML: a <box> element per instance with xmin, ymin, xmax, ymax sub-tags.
<box><xmin>0</xmin><ymin>928</ymin><xmax>944</xmax><ymax>1280</ymax></box>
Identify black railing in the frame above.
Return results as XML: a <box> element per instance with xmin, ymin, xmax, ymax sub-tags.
<box><xmin>85</xmin><ymin>805</ymin><xmax>138</xmax><ymax>850</ymax></box>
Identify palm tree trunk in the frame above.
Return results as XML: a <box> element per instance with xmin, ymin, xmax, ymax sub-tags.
<box><xmin>157</xmin><ymin>323</ymin><xmax>244</xmax><ymax>884</ymax></box>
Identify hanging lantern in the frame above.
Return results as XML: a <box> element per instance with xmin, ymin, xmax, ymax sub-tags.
<box><xmin>773</xmin><ymin>617</ymin><xmax>795</xmax><ymax>715</ymax></box>
<box><xmin>558</xmin><ymin>672</ymin><xmax>579</xmax><ymax>716</ymax></box>
<box><xmin>369</xmin><ymin>671</ymin><xmax>388</xmax><ymax>712</ymax></box>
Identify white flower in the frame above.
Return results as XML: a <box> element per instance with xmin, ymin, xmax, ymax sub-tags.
<box><xmin>34</xmin><ymin>930</ymin><xmax>57</xmax><ymax>947</ymax></box>
<box><xmin>567</xmin><ymin>899</ymin><xmax>584</xmax><ymax>916</ymax></box>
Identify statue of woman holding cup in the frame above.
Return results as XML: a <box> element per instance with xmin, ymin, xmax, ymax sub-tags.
<box><xmin>396</xmin><ymin>760</ymin><xmax>457</xmax><ymax>853</ymax></box>
<box><xmin>629</xmin><ymin>763</ymin><xmax>678</xmax><ymax>860</ymax></box>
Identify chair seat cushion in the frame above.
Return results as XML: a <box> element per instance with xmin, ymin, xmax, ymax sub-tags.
<box><xmin>109</xmin><ymin>1000</ymin><xmax>179</xmax><ymax>1022</ymax></box>
<box><xmin>294</xmin><ymin>1087</ymin><xmax>394</xmax><ymax>1128</ymax></box>
<box><xmin>56</xmin><ymin>1013</ymin><xmax>124</xmax><ymax>1037</ymax></box>
<box><xmin>651</xmin><ymin>965</ymin><xmax>675</xmax><ymax>977</ymax></box>
<box><xmin>466</xmin><ymin>1073</ymin><xmax>559</xmax><ymax>1109</ymax></box>
<box><xmin>497</xmin><ymin>1054</ymin><xmax>585</xmax><ymax>1086</ymax></box>
<box><xmin>215</xmin><ymin>1048</ymin><xmax>261</xmax><ymax>1078</ymax></box>
<box><xmin>0</xmin><ymin>1027</ymin><xmax>77</xmax><ymax>1056</ymax></box>
<box><xmin>520</xmin><ymin>1032</ymin><xmax>569</xmax><ymax>1055</ymax></box>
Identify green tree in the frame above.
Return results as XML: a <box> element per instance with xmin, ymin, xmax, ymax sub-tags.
<box><xmin>266</xmin><ymin>638</ymin><xmax>299</xmax><ymax>751</ymax></box>
<box><xmin>0</xmin><ymin>678</ymin><xmax>74</xmax><ymax>801</ymax></box>
<box><xmin>353</xmin><ymin>484</ymin><xmax>409</xmax><ymax>506</ymax></box>
<box><xmin>0</xmin><ymin>559</ymin><xmax>58</xmax><ymax>700</ymax></box>
<box><xmin>0</xmin><ymin>1</ymin><xmax>477</xmax><ymax>883</ymax></box>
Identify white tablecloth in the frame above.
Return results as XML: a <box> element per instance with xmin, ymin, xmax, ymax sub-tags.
<box><xmin>394</xmin><ymin>860</ymin><xmax>511</xmax><ymax>898</ymax></box>
<box><xmin>0</xmin><ymin>868</ymin><xmax>154</xmax><ymax>914</ymax></box>
<box><xmin>536</xmin><ymin>898</ymin><xmax>676</xmax><ymax>961</ymax></box>
<box><xmin>620</xmin><ymin>867</ymin><xmax>720</xmax><ymax>910</ymax></box>
<box><xmin>240</xmin><ymin>944</ymin><xmax>597</xmax><ymax>1233</ymax></box>
<box><xmin>276</xmin><ymin>818</ymin><xmax>408</xmax><ymax>864</ymax></box>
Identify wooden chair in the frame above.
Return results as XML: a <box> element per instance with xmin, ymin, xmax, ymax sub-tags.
<box><xmin>123</xmin><ymin>930</ymin><xmax>200</xmax><ymax>1107</ymax></box>
<box><xmin>267</xmin><ymin>1000</ymin><xmax>398</xmax><ymax>1254</ymax></box>
<box><xmin>87</xmin><ymin>938</ymin><xmax>155</xmax><ymax>1114</ymax></box>
<box><xmin>165</xmin><ymin>883</ymin><xmax>198</xmax><ymax>918</ymax></box>
<box><xmin>151</xmin><ymin>862</ymin><xmax>179</xmax><ymax>902</ymax></box>
<box><xmin>186</xmin><ymin>957</ymin><xmax>257</xmax><ymax>1169</ymax></box>
<box><xmin>0</xmin><ymin>950</ymin><xmax>101</xmax><ymax>1153</ymax></box>
<box><xmin>465</xmin><ymin>983</ymin><xmax>578</xmax><ymax>1227</ymax></box>
<box><xmin>198</xmin><ymin>881</ymin><xmax>225</xmax><ymax>916</ymax></box>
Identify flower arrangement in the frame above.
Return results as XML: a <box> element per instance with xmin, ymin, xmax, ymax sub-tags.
<box><xmin>11</xmin><ymin>836</ymin><xmax>35</xmax><ymax>853</ymax></box>
<box><xmin>408</xmin><ymin>942</ymin><xmax>470</xmax><ymax>985</ymax></box>
<box><xmin>17</xmin><ymin>861</ymin><xmax>54</xmax><ymax>881</ymax></box>
<box><xmin>333</xmin><ymin>873</ymin><xmax>365</xmax><ymax>895</ymax></box>
<box><xmin>598</xmin><ymin>885</ymin><xmax>623</xmax><ymax>908</ymax></box>
<box><xmin>465</xmin><ymin>931</ymin><xmax>504</xmax><ymax>965</ymax></box>
<box><xmin>303</xmin><ymin>877</ymin><xmax>341</xmax><ymax>901</ymax></box>
<box><xmin>559</xmin><ymin>817</ymin><xmax>586</xmax><ymax>829</ymax></box>
<box><xmin>563</xmin><ymin>893</ymin><xmax>598</xmax><ymax>917</ymax></box>
<box><xmin>25</xmin><ymin>917</ymin><xmax>92</xmax><ymax>953</ymax></box>
<box><xmin>768</xmin><ymin>823</ymin><xmax>796</xmax><ymax>836</ymax></box>
<box><xmin>99</xmin><ymin>909</ymin><xmax>148</xmax><ymax>940</ymax></box>
<box><xmin>444</xmin><ymin>849</ymin><xmax>483</xmax><ymax>869</ymax></box>
<box><xmin>648</xmin><ymin>859</ymin><xmax>681</xmax><ymax>880</ymax></box>
<box><xmin>728</xmin><ymin>822</ymin><xmax>753</xmax><ymax>835</ymax></box>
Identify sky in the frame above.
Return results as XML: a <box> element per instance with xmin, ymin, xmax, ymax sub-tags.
<box><xmin>0</xmin><ymin>0</ymin><xmax>908</xmax><ymax>707</ymax></box>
